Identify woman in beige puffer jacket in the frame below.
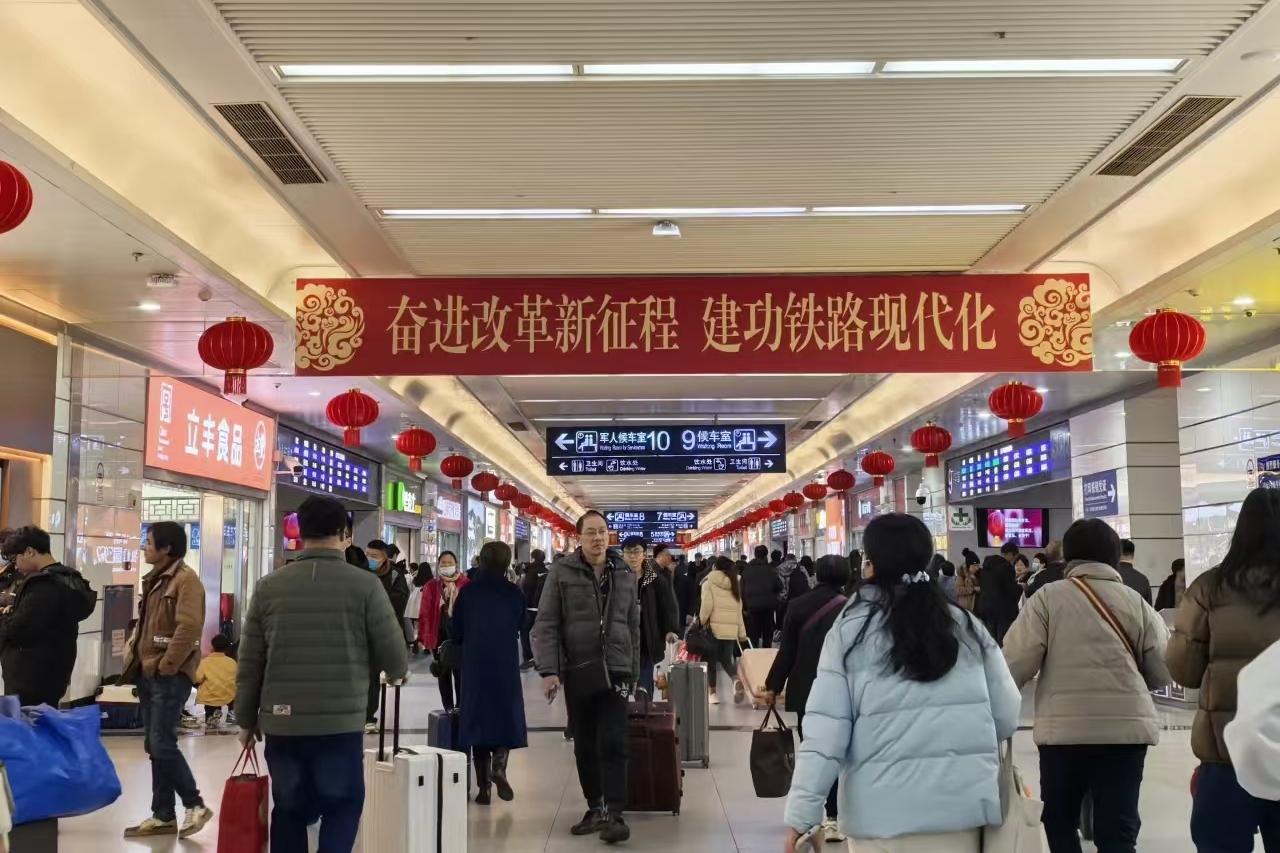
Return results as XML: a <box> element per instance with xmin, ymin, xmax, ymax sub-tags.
<box><xmin>699</xmin><ymin>556</ymin><xmax>748</xmax><ymax>704</ymax></box>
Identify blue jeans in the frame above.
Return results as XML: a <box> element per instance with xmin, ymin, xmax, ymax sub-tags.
<box><xmin>138</xmin><ymin>674</ymin><xmax>203</xmax><ymax>822</ymax></box>
<box><xmin>264</xmin><ymin>732</ymin><xmax>365</xmax><ymax>853</ymax></box>
<box><xmin>1191</xmin><ymin>762</ymin><xmax>1280</xmax><ymax>853</ymax></box>
<box><xmin>637</xmin><ymin>653</ymin><xmax>655</xmax><ymax>698</ymax></box>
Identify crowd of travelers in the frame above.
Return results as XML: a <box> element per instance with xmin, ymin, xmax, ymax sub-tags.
<box><xmin>3</xmin><ymin>487</ymin><xmax>1280</xmax><ymax>853</ymax></box>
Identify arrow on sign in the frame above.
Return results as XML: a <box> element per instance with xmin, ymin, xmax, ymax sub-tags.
<box><xmin>558</xmin><ymin>462</ymin><xmax>568</xmax><ymax>471</ymax></box>
<box><xmin>765</xmin><ymin>459</ymin><xmax>774</xmax><ymax>469</ymax></box>
<box><xmin>1108</xmin><ymin>483</ymin><xmax>1117</xmax><ymax>504</ymax></box>
<box><xmin>555</xmin><ymin>434</ymin><xmax>575</xmax><ymax>450</ymax></box>
<box><xmin>759</xmin><ymin>431</ymin><xmax>778</xmax><ymax>449</ymax></box>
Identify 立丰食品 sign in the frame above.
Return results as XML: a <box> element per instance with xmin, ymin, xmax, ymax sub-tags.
<box><xmin>145</xmin><ymin>377</ymin><xmax>275</xmax><ymax>491</ymax></box>
<box><xmin>294</xmin><ymin>274</ymin><xmax>1093</xmax><ymax>376</ymax></box>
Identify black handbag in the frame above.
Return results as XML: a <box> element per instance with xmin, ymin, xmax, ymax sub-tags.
<box><xmin>750</xmin><ymin>702</ymin><xmax>796</xmax><ymax>798</ymax></box>
<box><xmin>437</xmin><ymin>639</ymin><xmax>460</xmax><ymax>670</ymax></box>
<box><xmin>685</xmin><ymin>619</ymin><xmax>718</xmax><ymax>661</ymax></box>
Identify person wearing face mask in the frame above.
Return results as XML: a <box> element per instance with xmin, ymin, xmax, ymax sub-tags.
<box><xmin>419</xmin><ymin>551</ymin><xmax>469</xmax><ymax>711</ymax></box>
<box><xmin>361</xmin><ymin>540</ymin><xmax>410</xmax><ymax>732</ymax></box>
<box><xmin>622</xmin><ymin>536</ymin><xmax>680</xmax><ymax>698</ymax></box>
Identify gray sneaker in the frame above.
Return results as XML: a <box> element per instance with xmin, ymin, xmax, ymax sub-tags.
<box><xmin>180</xmin><ymin>805</ymin><xmax>214</xmax><ymax>838</ymax></box>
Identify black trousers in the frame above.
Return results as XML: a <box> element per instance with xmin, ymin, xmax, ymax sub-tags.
<box><xmin>1039</xmin><ymin>744</ymin><xmax>1147</xmax><ymax>853</ymax></box>
<box><xmin>746</xmin><ymin>608</ymin><xmax>775</xmax><ymax>649</ymax></box>
<box><xmin>520</xmin><ymin>612</ymin><xmax>535</xmax><ymax>663</ymax></box>
<box><xmin>567</xmin><ymin>686</ymin><xmax>629</xmax><ymax>817</ymax></box>
<box><xmin>796</xmin><ymin>711</ymin><xmax>838</xmax><ymax>819</ymax></box>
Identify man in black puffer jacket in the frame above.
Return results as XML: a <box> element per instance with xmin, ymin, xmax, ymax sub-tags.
<box><xmin>741</xmin><ymin>545</ymin><xmax>783</xmax><ymax>648</ymax></box>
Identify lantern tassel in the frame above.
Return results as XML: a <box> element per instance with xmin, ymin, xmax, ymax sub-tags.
<box><xmin>1157</xmin><ymin>361</ymin><xmax>1182</xmax><ymax>388</ymax></box>
<box><xmin>223</xmin><ymin>369</ymin><xmax>247</xmax><ymax>398</ymax></box>
<box><xmin>409</xmin><ymin>456</ymin><xmax>422</xmax><ymax>473</ymax></box>
<box><xmin>925</xmin><ymin>454</ymin><xmax>939</xmax><ymax>468</ymax></box>
<box><xmin>451</xmin><ymin>478</ymin><xmax>462</xmax><ymax>490</ymax></box>
<box><xmin>342</xmin><ymin>427</ymin><xmax>361</xmax><ymax>447</ymax></box>
<box><xmin>1008</xmin><ymin>420</ymin><xmax>1027</xmax><ymax>439</ymax></box>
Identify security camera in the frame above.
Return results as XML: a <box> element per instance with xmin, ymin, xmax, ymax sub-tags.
<box><xmin>915</xmin><ymin>482</ymin><xmax>930</xmax><ymax>507</ymax></box>
<box><xmin>1245</xmin><ymin>308</ymin><xmax>1257</xmax><ymax>318</ymax></box>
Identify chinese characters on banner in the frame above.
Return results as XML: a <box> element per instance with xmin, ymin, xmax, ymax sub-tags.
<box><xmin>294</xmin><ymin>274</ymin><xmax>1093</xmax><ymax>376</ymax></box>
<box><xmin>145</xmin><ymin>376</ymin><xmax>276</xmax><ymax>491</ymax></box>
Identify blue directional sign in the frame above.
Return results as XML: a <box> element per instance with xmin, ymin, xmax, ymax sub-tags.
<box><xmin>604</xmin><ymin>510</ymin><xmax>698</xmax><ymax>530</ymax></box>
<box><xmin>1082</xmin><ymin>469</ymin><xmax>1119</xmax><ymax>518</ymax></box>
<box><xmin>546</xmin><ymin>424</ymin><xmax>786</xmax><ymax>476</ymax></box>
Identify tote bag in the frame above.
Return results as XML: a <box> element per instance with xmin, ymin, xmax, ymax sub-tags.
<box><xmin>218</xmin><ymin>747</ymin><xmax>269</xmax><ymax>853</ymax></box>
<box><xmin>750</xmin><ymin>702</ymin><xmax>795</xmax><ymax>798</ymax></box>
<box><xmin>982</xmin><ymin>740</ymin><xmax>1044</xmax><ymax>853</ymax></box>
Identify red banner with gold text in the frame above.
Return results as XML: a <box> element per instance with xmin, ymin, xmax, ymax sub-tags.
<box><xmin>294</xmin><ymin>274</ymin><xmax>1091</xmax><ymax>376</ymax></box>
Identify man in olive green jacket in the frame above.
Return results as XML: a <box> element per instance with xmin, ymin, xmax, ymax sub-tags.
<box><xmin>236</xmin><ymin>495</ymin><xmax>407</xmax><ymax>853</ymax></box>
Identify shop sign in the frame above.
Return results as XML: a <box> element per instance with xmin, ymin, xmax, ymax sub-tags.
<box><xmin>385</xmin><ymin>480</ymin><xmax>420</xmax><ymax>513</ymax></box>
<box><xmin>278</xmin><ymin>426</ymin><xmax>375</xmax><ymax>503</ymax></box>
<box><xmin>948</xmin><ymin>505</ymin><xmax>975</xmax><ymax>532</ymax></box>
<box><xmin>295</xmin><ymin>274</ymin><xmax>1093</xmax><ymax>377</ymax></box>
<box><xmin>515</xmin><ymin>517</ymin><xmax>530</xmax><ymax>540</ymax></box>
<box><xmin>1081</xmin><ymin>469</ymin><xmax>1119</xmax><ymax>518</ymax></box>
<box><xmin>485</xmin><ymin>505</ymin><xmax>498</xmax><ymax>539</ymax></box>
<box><xmin>770</xmin><ymin>517</ymin><xmax>788</xmax><ymax>540</ymax></box>
<box><xmin>146</xmin><ymin>377</ymin><xmax>275</xmax><ymax>491</ymax></box>
<box><xmin>435</xmin><ymin>493</ymin><xmax>463</xmax><ymax>532</ymax></box>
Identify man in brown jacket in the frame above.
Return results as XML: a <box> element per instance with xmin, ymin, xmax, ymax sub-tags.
<box><xmin>121</xmin><ymin>521</ymin><xmax>213</xmax><ymax>839</ymax></box>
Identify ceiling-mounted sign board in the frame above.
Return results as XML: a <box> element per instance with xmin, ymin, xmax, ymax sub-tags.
<box><xmin>294</xmin><ymin>274</ymin><xmax>1092</xmax><ymax>376</ymax></box>
<box><xmin>545</xmin><ymin>423</ymin><xmax>785</xmax><ymax>476</ymax></box>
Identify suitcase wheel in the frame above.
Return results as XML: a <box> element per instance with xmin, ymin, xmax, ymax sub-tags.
<box><xmin>702</xmin><ymin>757</ymin><xmax>709</xmax><ymax>768</ymax></box>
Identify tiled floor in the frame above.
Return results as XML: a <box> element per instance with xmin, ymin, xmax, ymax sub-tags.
<box><xmin>55</xmin><ymin>656</ymin><xmax>1206</xmax><ymax>853</ymax></box>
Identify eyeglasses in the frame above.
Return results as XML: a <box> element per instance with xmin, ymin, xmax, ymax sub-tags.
<box><xmin>623</xmin><ymin>547</ymin><xmax>646</xmax><ymax>555</ymax></box>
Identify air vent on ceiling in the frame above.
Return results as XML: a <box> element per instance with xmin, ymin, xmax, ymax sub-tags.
<box><xmin>797</xmin><ymin>420</ymin><xmax>822</xmax><ymax>431</ymax></box>
<box><xmin>506</xmin><ymin>421</ymin><xmax>530</xmax><ymax>432</ymax></box>
<box><xmin>213</xmin><ymin>102</ymin><xmax>325</xmax><ymax>185</ymax></box>
<box><xmin>1095</xmin><ymin>96</ymin><xmax>1235</xmax><ymax>178</ymax></box>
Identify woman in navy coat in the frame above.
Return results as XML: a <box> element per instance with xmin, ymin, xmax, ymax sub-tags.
<box><xmin>450</xmin><ymin>540</ymin><xmax>528</xmax><ymax>805</ymax></box>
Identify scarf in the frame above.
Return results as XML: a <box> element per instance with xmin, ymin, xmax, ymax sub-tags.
<box><xmin>639</xmin><ymin>562</ymin><xmax>658</xmax><ymax>592</ymax></box>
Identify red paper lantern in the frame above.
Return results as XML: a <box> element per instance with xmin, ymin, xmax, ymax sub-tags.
<box><xmin>1129</xmin><ymin>308</ymin><xmax>1207</xmax><ymax>388</ymax></box>
<box><xmin>0</xmin><ymin>162</ymin><xmax>33</xmax><ymax>235</ymax></box>
<box><xmin>784</xmin><ymin>491</ymin><xmax>806</xmax><ymax>515</ymax></box>
<box><xmin>439</xmin><ymin>454</ymin><xmax>474</xmax><ymax>490</ymax></box>
<box><xmin>769</xmin><ymin>498</ymin><xmax>788</xmax><ymax>516</ymax></box>
<box><xmin>395</xmin><ymin>425</ymin><xmax>436</xmax><ymax>472</ymax></box>
<box><xmin>826</xmin><ymin>469</ymin><xmax>855</xmax><ymax>494</ymax></box>
<box><xmin>472</xmin><ymin>471</ymin><xmax>499</xmax><ymax>499</ymax></box>
<box><xmin>861</xmin><ymin>450</ymin><xmax>896</xmax><ymax>487</ymax></box>
<box><xmin>494</xmin><ymin>482</ymin><xmax>519</xmax><ymax>508</ymax></box>
<box><xmin>512</xmin><ymin>491</ymin><xmax>533</xmax><ymax>511</ymax></box>
<box><xmin>803</xmin><ymin>482</ymin><xmax>828</xmax><ymax>504</ymax></box>
<box><xmin>910</xmin><ymin>422</ymin><xmax>953</xmax><ymax>468</ymax></box>
<box><xmin>987</xmin><ymin>382</ymin><xmax>1044</xmax><ymax>439</ymax></box>
<box><xmin>987</xmin><ymin>509</ymin><xmax>1006</xmax><ymax>542</ymax></box>
<box><xmin>197</xmin><ymin>316</ymin><xmax>274</xmax><ymax>398</ymax></box>
<box><xmin>325</xmin><ymin>388</ymin><xmax>379</xmax><ymax>448</ymax></box>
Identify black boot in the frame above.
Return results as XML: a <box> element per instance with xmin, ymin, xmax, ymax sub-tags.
<box><xmin>570</xmin><ymin>807</ymin><xmax>607</xmax><ymax>836</ymax></box>
<box><xmin>473</xmin><ymin>753</ymin><xmax>492</xmax><ymax>806</ymax></box>
<box><xmin>491</xmin><ymin>749</ymin><xmax>514</xmax><ymax>801</ymax></box>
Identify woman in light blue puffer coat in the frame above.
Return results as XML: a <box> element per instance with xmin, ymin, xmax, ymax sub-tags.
<box><xmin>783</xmin><ymin>514</ymin><xmax>1022</xmax><ymax>853</ymax></box>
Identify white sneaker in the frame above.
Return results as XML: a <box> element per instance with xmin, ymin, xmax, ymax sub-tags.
<box><xmin>821</xmin><ymin>819</ymin><xmax>845</xmax><ymax>843</ymax></box>
<box><xmin>709</xmin><ymin>692</ymin><xmax>721</xmax><ymax>705</ymax></box>
<box><xmin>733</xmin><ymin>679</ymin><xmax>746</xmax><ymax>704</ymax></box>
<box><xmin>180</xmin><ymin>805</ymin><xmax>214</xmax><ymax>839</ymax></box>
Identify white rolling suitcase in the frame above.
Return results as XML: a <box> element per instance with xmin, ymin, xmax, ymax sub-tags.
<box><xmin>357</xmin><ymin>679</ymin><xmax>468</xmax><ymax>853</ymax></box>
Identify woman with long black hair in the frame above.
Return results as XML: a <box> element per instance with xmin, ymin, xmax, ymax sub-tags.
<box><xmin>699</xmin><ymin>555</ymin><xmax>749</xmax><ymax>705</ymax></box>
<box><xmin>784</xmin><ymin>514</ymin><xmax>1021</xmax><ymax>851</ymax></box>
<box><xmin>1169</xmin><ymin>486</ymin><xmax>1280</xmax><ymax>851</ymax></box>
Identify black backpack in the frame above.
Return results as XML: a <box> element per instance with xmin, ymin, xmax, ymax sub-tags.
<box><xmin>49</xmin><ymin>566</ymin><xmax>97</xmax><ymax>622</ymax></box>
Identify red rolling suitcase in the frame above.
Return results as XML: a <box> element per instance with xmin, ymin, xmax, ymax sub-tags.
<box><xmin>625</xmin><ymin>690</ymin><xmax>683</xmax><ymax>815</ymax></box>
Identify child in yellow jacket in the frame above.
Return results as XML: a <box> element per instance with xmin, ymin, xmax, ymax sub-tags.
<box><xmin>194</xmin><ymin>634</ymin><xmax>237</xmax><ymax>728</ymax></box>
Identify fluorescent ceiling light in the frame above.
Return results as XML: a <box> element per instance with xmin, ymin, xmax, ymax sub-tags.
<box><xmin>881</xmin><ymin>59</ymin><xmax>1184</xmax><ymax>75</ymax></box>
<box><xmin>1114</xmin><ymin>351</ymin><xmax>1132</xmax><ymax>359</ymax></box>
<box><xmin>1034</xmin><ymin>387</ymin><xmax>1050</xmax><ymax>394</ymax></box>
<box><xmin>136</xmin><ymin>301</ymin><xmax>162</xmax><ymax>312</ymax></box>
<box><xmin>520</xmin><ymin>397</ymin><xmax>820</xmax><ymax>403</ymax></box>
<box><xmin>714</xmin><ymin>416</ymin><xmax>799</xmax><ymax>422</ymax></box>
<box><xmin>602</xmin><ymin>207</ymin><xmax>806</xmax><ymax>217</ymax></box>
<box><xmin>583</xmin><ymin>61</ymin><xmax>875</xmax><ymax>77</ymax></box>
<box><xmin>308</xmin><ymin>390</ymin><xmax>322</xmax><ymax>397</ymax></box>
<box><xmin>277</xmin><ymin>64</ymin><xmax>575</xmax><ymax>79</ymax></box>
<box><xmin>812</xmin><ymin>204</ymin><xmax>1026</xmax><ymax>216</ymax></box>
<box><xmin>1233</xmin><ymin>297</ymin><xmax>1256</xmax><ymax>307</ymax></box>
<box><xmin>533</xmin><ymin>417</ymin><xmax>611</xmax><ymax>422</ymax></box>
<box><xmin>380</xmin><ymin>208</ymin><xmax>592</xmax><ymax>220</ymax></box>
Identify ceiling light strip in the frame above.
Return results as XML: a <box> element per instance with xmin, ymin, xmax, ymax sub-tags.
<box><xmin>378</xmin><ymin>205</ymin><xmax>1027</xmax><ymax>220</ymax></box>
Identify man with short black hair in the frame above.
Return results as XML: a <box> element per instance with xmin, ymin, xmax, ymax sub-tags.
<box><xmin>535</xmin><ymin>509</ymin><xmax>639</xmax><ymax>843</ymax></box>
<box><xmin>237</xmin><ymin>495</ymin><xmax>408</xmax><ymax>853</ymax></box>
<box><xmin>1117</xmin><ymin>539</ymin><xmax>1153</xmax><ymax>605</ymax></box>
<box><xmin>977</xmin><ymin>541</ymin><xmax>1023</xmax><ymax>646</ymax></box>
<box><xmin>122</xmin><ymin>521</ymin><xmax>212</xmax><ymax>839</ymax></box>
<box><xmin>742</xmin><ymin>544</ymin><xmax>783</xmax><ymax>649</ymax></box>
<box><xmin>0</xmin><ymin>526</ymin><xmax>96</xmax><ymax>708</ymax></box>
<box><xmin>364</xmin><ymin>538</ymin><xmax>409</xmax><ymax>731</ymax></box>
<box><xmin>520</xmin><ymin>548</ymin><xmax>550</xmax><ymax>669</ymax></box>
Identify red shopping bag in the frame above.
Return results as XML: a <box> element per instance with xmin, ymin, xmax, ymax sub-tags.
<box><xmin>218</xmin><ymin>747</ymin><xmax>269</xmax><ymax>853</ymax></box>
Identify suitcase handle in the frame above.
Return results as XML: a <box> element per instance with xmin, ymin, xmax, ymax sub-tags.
<box><xmin>377</xmin><ymin>674</ymin><xmax>409</xmax><ymax>762</ymax></box>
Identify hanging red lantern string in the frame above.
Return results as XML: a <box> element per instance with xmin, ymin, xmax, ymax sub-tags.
<box><xmin>784</xmin><ymin>491</ymin><xmax>806</xmax><ymax>515</ymax></box>
<box><xmin>395</xmin><ymin>425</ymin><xmax>436</xmax><ymax>472</ymax></box>
<box><xmin>439</xmin><ymin>454</ymin><xmax>473</xmax><ymax>490</ymax></box>
<box><xmin>826</xmin><ymin>469</ymin><xmax>855</xmax><ymax>496</ymax></box>
<box><xmin>1129</xmin><ymin>308</ymin><xmax>1207</xmax><ymax>388</ymax></box>
<box><xmin>987</xmin><ymin>382</ymin><xmax>1044</xmax><ymax>438</ymax></box>
<box><xmin>198</xmin><ymin>316</ymin><xmax>274</xmax><ymax>399</ymax></box>
<box><xmin>861</xmin><ymin>450</ymin><xmax>896</xmax><ymax>487</ymax></box>
<box><xmin>910</xmin><ymin>422</ymin><xmax>953</xmax><ymax>468</ymax></box>
<box><xmin>494</xmin><ymin>482</ymin><xmax>519</xmax><ymax>508</ymax></box>
<box><xmin>802</xmin><ymin>482</ymin><xmax>828</xmax><ymax>504</ymax></box>
<box><xmin>325</xmin><ymin>388</ymin><xmax>379</xmax><ymax>448</ymax></box>
<box><xmin>512</xmin><ymin>492</ymin><xmax>533</xmax><ymax>513</ymax></box>
<box><xmin>471</xmin><ymin>471</ymin><xmax>499</xmax><ymax>499</ymax></box>
<box><xmin>768</xmin><ymin>498</ymin><xmax>788</xmax><ymax>517</ymax></box>
<box><xmin>0</xmin><ymin>162</ymin><xmax>33</xmax><ymax>235</ymax></box>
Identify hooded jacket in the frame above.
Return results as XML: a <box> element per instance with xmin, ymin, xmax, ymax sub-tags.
<box><xmin>0</xmin><ymin>563</ymin><xmax>96</xmax><ymax>705</ymax></box>
<box><xmin>699</xmin><ymin>570</ymin><xmax>748</xmax><ymax>641</ymax></box>
<box><xmin>533</xmin><ymin>548</ymin><xmax>640</xmax><ymax>681</ymax></box>
<box><xmin>784</xmin><ymin>588</ymin><xmax>1022</xmax><ymax>838</ymax></box>
<box><xmin>1003</xmin><ymin>561</ymin><xmax>1172</xmax><ymax>745</ymax></box>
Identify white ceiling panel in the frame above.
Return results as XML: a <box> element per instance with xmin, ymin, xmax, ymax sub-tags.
<box><xmin>215</xmin><ymin>1</ymin><xmax>1262</xmax><ymax>63</ymax></box>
